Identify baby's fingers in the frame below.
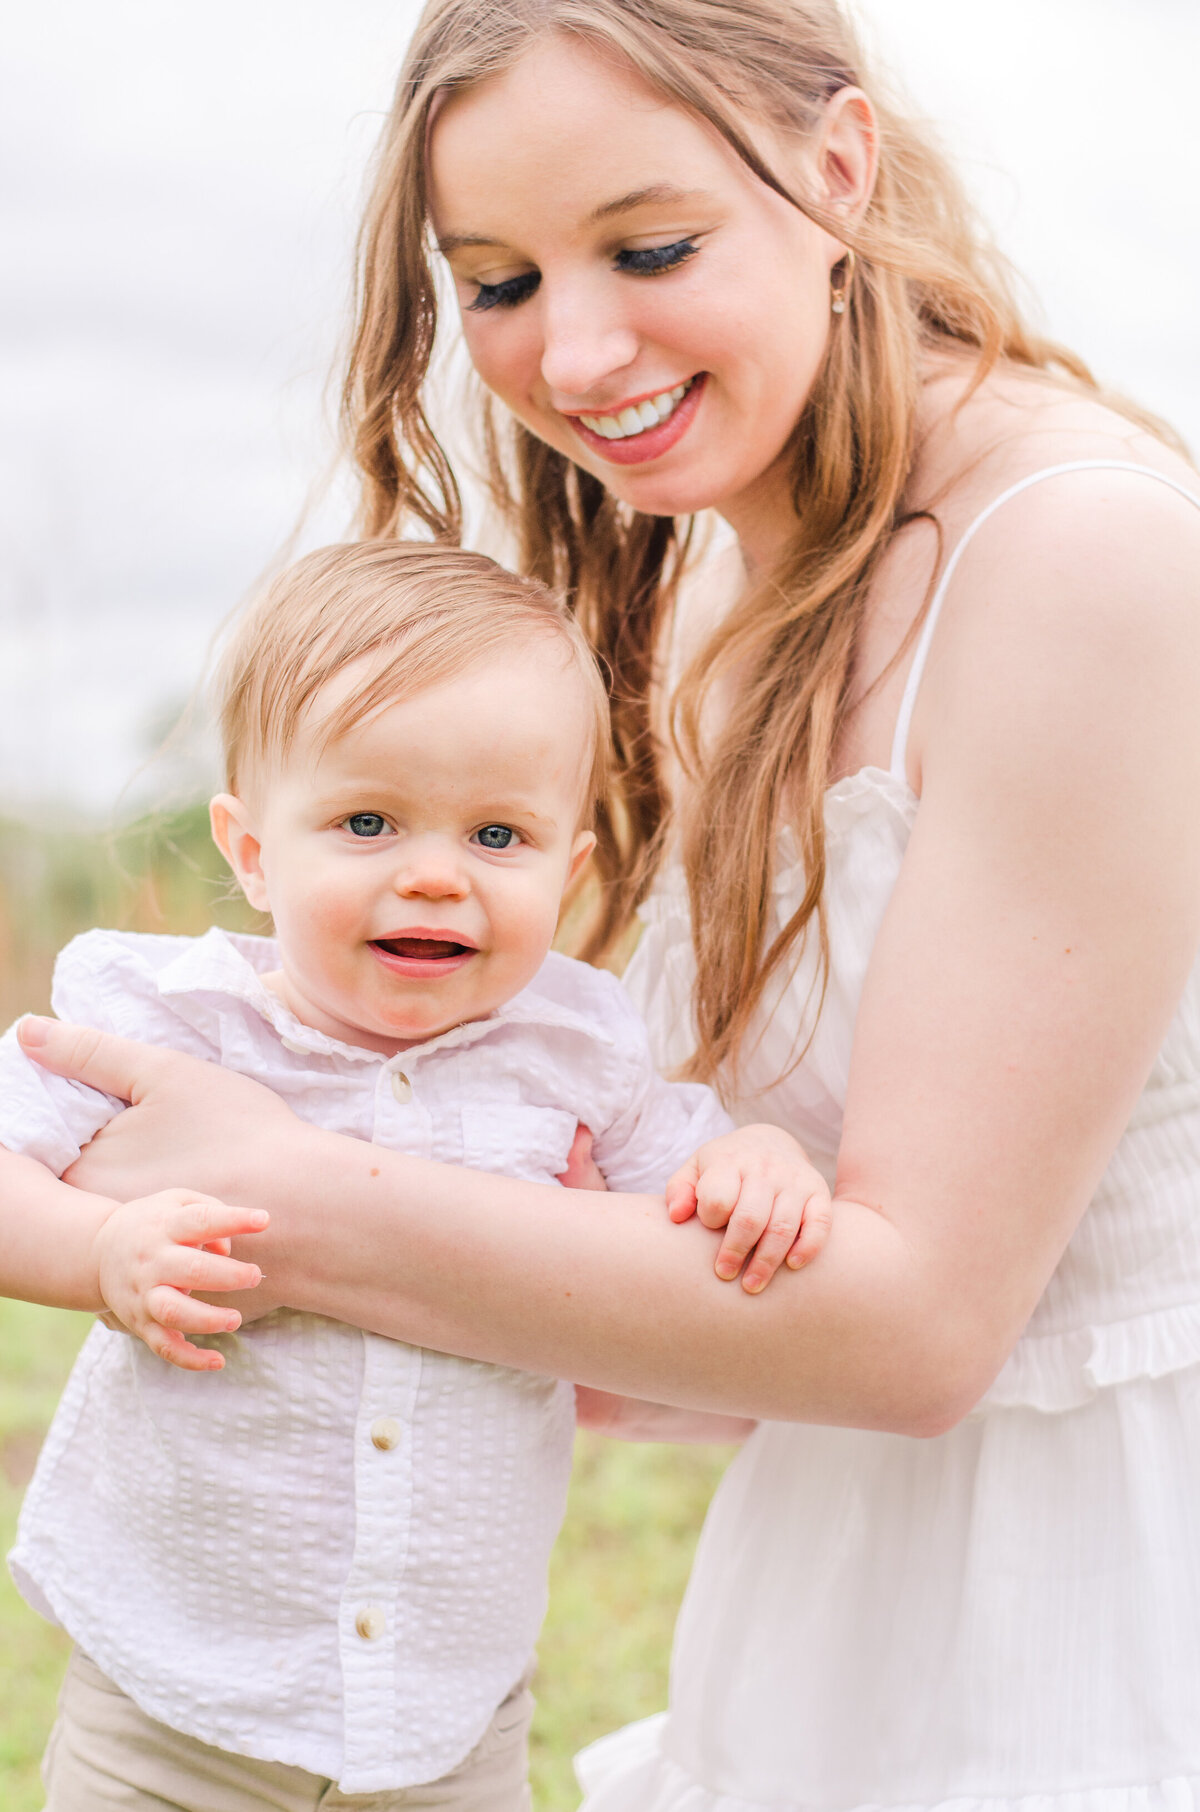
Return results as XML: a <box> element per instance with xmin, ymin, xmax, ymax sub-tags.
<box><xmin>711</xmin><ymin>1177</ymin><xmax>775</xmax><ymax>1281</ymax></box>
<box><xmin>141</xmin><ymin>1317</ymin><xmax>228</xmax><ymax>1373</ymax></box>
<box><xmin>664</xmin><ymin>1154</ymin><xmax>700</xmax><ymax>1224</ymax></box>
<box><xmin>145</xmin><ymin>1283</ymin><xmax>243</xmax><ymax>1337</ymax></box>
<box><xmin>741</xmin><ymin>1185</ymin><xmax>809</xmax><ymax>1293</ymax></box>
<box><xmin>165</xmin><ymin>1198</ymin><xmax>269</xmax><ymax>1249</ymax></box>
<box><xmin>158</xmin><ymin>1246</ymin><xmax>263</xmax><ymax>1299</ymax></box>
<box><xmin>786</xmin><ymin>1180</ymin><xmax>834</xmax><ymax>1270</ymax></box>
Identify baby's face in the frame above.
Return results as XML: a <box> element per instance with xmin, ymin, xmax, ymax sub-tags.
<box><xmin>213</xmin><ymin>637</ymin><xmax>596</xmax><ymax>1052</ymax></box>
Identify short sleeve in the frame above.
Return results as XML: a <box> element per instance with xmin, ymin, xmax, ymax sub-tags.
<box><xmin>0</xmin><ymin>928</ymin><xmax>209</xmax><ymax>1177</ymax></box>
<box><xmin>0</xmin><ymin>1023</ymin><xmax>122</xmax><ymax>1177</ymax></box>
<box><xmin>588</xmin><ymin>979</ymin><xmax>734</xmax><ymax>1194</ymax></box>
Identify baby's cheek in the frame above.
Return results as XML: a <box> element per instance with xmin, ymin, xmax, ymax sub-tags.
<box><xmin>294</xmin><ymin>881</ymin><xmax>365</xmax><ymax>950</ymax></box>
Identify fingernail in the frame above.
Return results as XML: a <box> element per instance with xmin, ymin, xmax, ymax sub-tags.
<box><xmin>743</xmin><ymin>1274</ymin><xmax>765</xmax><ymax>1294</ymax></box>
<box><xmin>715</xmin><ymin>1261</ymin><xmax>738</xmax><ymax>1280</ymax></box>
<box><xmin>249</xmin><ymin>1210</ymin><xmax>269</xmax><ymax>1228</ymax></box>
<box><xmin>225</xmin><ymin>1314</ymin><xmax>241</xmax><ymax>1331</ymax></box>
<box><xmin>17</xmin><ymin>1016</ymin><xmax>50</xmax><ymax>1048</ymax></box>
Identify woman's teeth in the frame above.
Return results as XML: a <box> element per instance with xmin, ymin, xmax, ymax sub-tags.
<box><xmin>578</xmin><ymin>381</ymin><xmax>691</xmax><ymax>440</ymax></box>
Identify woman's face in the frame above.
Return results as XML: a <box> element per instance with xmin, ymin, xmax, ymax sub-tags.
<box><xmin>427</xmin><ymin>36</ymin><xmax>868</xmax><ymax>552</ymax></box>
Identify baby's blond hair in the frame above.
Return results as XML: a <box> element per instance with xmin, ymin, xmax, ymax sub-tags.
<box><xmin>217</xmin><ymin>541</ymin><xmax>611</xmax><ymax>812</ymax></box>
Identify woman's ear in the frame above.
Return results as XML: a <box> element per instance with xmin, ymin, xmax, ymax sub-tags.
<box><xmin>812</xmin><ymin>85</ymin><xmax>879</xmax><ymax>239</ymax></box>
<box><xmin>210</xmin><ymin>793</ymin><xmax>271</xmax><ymax>913</ymax></box>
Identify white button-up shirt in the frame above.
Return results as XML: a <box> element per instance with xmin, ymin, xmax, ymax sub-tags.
<box><xmin>1</xmin><ymin>928</ymin><xmax>732</xmax><ymax>1792</ymax></box>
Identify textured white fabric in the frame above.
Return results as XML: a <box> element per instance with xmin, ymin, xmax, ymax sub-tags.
<box><xmin>579</xmin><ymin>464</ymin><xmax>1200</xmax><ymax>1812</ymax></box>
<box><xmin>1</xmin><ymin>926</ymin><xmax>731</xmax><ymax>1794</ymax></box>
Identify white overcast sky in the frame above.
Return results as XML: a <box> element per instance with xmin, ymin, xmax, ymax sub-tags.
<box><xmin>2</xmin><ymin>0</ymin><xmax>1198</xmax><ymax>815</ymax></box>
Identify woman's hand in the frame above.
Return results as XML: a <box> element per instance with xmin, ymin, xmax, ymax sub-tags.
<box><xmin>18</xmin><ymin>1017</ymin><xmax>301</xmax><ymax>1207</ymax></box>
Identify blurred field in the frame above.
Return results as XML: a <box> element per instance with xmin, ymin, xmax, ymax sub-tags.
<box><xmin>0</xmin><ymin>810</ymin><xmax>732</xmax><ymax>1810</ymax></box>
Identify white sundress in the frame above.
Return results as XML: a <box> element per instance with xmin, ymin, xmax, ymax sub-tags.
<box><xmin>578</xmin><ymin>463</ymin><xmax>1200</xmax><ymax>1812</ymax></box>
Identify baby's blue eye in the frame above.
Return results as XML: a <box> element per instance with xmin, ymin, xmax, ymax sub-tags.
<box><xmin>474</xmin><ymin>825</ymin><xmax>518</xmax><ymax>851</ymax></box>
<box><xmin>345</xmin><ymin>813</ymin><xmax>388</xmax><ymax>838</ymax></box>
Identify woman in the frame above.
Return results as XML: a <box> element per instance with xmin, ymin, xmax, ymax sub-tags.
<box><xmin>23</xmin><ymin>0</ymin><xmax>1200</xmax><ymax>1806</ymax></box>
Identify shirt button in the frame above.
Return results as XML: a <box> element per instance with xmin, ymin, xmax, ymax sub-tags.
<box><xmin>390</xmin><ymin>1071</ymin><xmax>412</xmax><ymax>1104</ymax></box>
<box><xmin>370</xmin><ymin>1417</ymin><xmax>403</xmax><ymax>1452</ymax></box>
<box><xmin>355</xmin><ymin>1606</ymin><xmax>386</xmax><ymax>1641</ymax></box>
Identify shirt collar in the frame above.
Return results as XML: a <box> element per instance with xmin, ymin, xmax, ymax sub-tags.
<box><xmin>153</xmin><ymin>927</ymin><xmax>614</xmax><ymax>1066</ymax></box>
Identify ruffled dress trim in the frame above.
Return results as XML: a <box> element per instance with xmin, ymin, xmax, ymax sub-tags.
<box><xmin>577</xmin><ymin>1716</ymin><xmax>1200</xmax><ymax>1812</ymax></box>
<box><xmin>978</xmin><ymin>1299</ymin><xmax>1200</xmax><ymax>1413</ymax></box>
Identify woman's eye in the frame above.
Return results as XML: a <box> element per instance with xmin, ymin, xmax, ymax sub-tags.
<box><xmin>473</xmin><ymin>824</ymin><xmax>519</xmax><ymax>851</ymax></box>
<box><xmin>615</xmin><ymin>239</ymin><xmax>699</xmax><ymax>277</ymax></box>
<box><xmin>466</xmin><ymin>270</ymin><xmax>541</xmax><ymax>313</ymax></box>
<box><xmin>343</xmin><ymin>813</ymin><xmax>389</xmax><ymax>839</ymax></box>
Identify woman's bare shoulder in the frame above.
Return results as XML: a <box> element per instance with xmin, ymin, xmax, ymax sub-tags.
<box><xmin>914</xmin><ymin>358</ymin><xmax>1196</xmax><ymax>515</ymax></box>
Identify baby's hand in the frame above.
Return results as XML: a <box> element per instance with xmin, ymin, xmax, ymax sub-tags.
<box><xmin>665</xmin><ymin>1124</ymin><xmax>832</xmax><ymax>1294</ymax></box>
<box><xmin>91</xmin><ymin>1189</ymin><xmax>268</xmax><ymax>1372</ymax></box>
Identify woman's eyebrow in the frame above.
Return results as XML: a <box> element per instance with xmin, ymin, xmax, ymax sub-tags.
<box><xmin>586</xmin><ymin>182</ymin><xmax>716</xmax><ymax>223</ymax></box>
<box><xmin>436</xmin><ymin>184</ymin><xmax>716</xmax><ymax>256</ymax></box>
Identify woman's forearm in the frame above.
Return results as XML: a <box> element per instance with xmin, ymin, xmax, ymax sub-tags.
<box><xmin>238</xmin><ymin>1123</ymin><xmax>981</xmax><ymax>1436</ymax></box>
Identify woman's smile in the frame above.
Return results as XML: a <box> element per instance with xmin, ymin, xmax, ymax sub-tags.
<box><xmin>566</xmin><ymin>373</ymin><xmax>706</xmax><ymax>464</ymax></box>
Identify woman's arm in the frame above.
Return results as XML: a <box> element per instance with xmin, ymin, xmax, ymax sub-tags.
<box><xmin>27</xmin><ymin>477</ymin><xmax>1200</xmax><ymax>1433</ymax></box>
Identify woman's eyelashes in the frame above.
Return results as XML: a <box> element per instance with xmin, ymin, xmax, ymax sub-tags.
<box><xmin>467</xmin><ymin>269</ymin><xmax>540</xmax><ymax>313</ymax></box>
<box><xmin>465</xmin><ymin>238</ymin><xmax>700</xmax><ymax>312</ymax></box>
<box><xmin>615</xmin><ymin>238</ymin><xmax>699</xmax><ymax>276</ymax></box>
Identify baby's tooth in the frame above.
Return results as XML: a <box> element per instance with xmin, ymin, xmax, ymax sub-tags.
<box><xmin>637</xmin><ymin>400</ymin><xmax>660</xmax><ymax>430</ymax></box>
<box><xmin>617</xmin><ymin>407</ymin><xmax>643</xmax><ymax>435</ymax></box>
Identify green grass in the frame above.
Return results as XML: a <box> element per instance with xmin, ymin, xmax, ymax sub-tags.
<box><xmin>0</xmin><ymin>811</ymin><xmax>733</xmax><ymax>1809</ymax></box>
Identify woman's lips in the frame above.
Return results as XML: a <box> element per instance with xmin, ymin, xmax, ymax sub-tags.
<box><xmin>369</xmin><ymin>936</ymin><xmax>476</xmax><ymax>980</ymax></box>
<box><xmin>566</xmin><ymin>374</ymin><xmax>706</xmax><ymax>466</ymax></box>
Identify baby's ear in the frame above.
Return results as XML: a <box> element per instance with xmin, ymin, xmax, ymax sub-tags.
<box><xmin>209</xmin><ymin>794</ymin><xmax>271</xmax><ymax>913</ymax></box>
<box><xmin>567</xmin><ymin>828</ymin><xmax>597</xmax><ymax>885</ymax></box>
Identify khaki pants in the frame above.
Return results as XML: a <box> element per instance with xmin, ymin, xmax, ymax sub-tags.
<box><xmin>42</xmin><ymin>1650</ymin><xmax>535</xmax><ymax>1812</ymax></box>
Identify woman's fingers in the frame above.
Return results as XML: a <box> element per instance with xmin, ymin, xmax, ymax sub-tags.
<box><xmin>17</xmin><ymin>1017</ymin><xmax>167</xmax><ymax>1102</ymax></box>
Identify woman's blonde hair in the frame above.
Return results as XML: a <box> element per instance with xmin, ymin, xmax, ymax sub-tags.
<box><xmin>341</xmin><ymin>0</ymin><xmax>1181</xmax><ymax>1088</ymax></box>
<box><xmin>217</xmin><ymin>540</ymin><xmax>610</xmax><ymax>813</ymax></box>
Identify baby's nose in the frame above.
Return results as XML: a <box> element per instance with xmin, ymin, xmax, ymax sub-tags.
<box><xmin>393</xmin><ymin>845</ymin><xmax>469</xmax><ymax>900</ymax></box>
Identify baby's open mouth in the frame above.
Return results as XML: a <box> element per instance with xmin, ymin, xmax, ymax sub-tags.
<box><xmin>371</xmin><ymin>937</ymin><xmax>475</xmax><ymax>962</ymax></box>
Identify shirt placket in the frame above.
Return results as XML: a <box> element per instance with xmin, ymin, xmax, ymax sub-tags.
<box><xmin>338</xmin><ymin>1054</ymin><xmax>430</xmax><ymax>1776</ymax></box>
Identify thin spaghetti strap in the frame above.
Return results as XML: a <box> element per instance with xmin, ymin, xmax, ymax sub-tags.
<box><xmin>888</xmin><ymin>460</ymin><xmax>1200</xmax><ymax>785</ymax></box>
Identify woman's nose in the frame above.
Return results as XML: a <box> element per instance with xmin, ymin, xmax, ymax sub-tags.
<box><xmin>538</xmin><ymin>276</ymin><xmax>639</xmax><ymax>401</ymax></box>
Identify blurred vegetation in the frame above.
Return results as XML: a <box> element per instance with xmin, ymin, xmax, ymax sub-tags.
<box><xmin>0</xmin><ymin>808</ymin><xmax>732</xmax><ymax>1809</ymax></box>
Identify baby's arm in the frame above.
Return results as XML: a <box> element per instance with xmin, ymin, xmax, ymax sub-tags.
<box><xmin>666</xmin><ymin>1122</ymin><xmax>833</xmax><ymax>1293</ymax></box>
<box><xmin>0</xmin><ymin>1143</ymin><xmax>266</xmax><ymax>1371</ymax></box>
